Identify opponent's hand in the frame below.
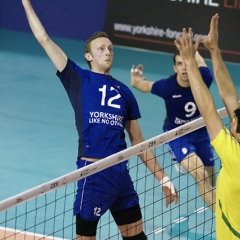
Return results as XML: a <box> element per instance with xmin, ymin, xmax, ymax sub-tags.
<box><xmin>160</xmin><ymin>176</ymin><xmax>179</xmax><ymax>208</ymax></box>
<box><xmin>174</xmin><ymin>28</ymin><xmax>200</xmax><ymax>65</ymax></box>
<box><xmin>200</xmin><ymin>13</ymin><xmax>219</xmax><ymax>51</ymax></box>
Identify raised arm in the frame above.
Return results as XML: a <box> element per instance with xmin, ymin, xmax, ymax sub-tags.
<box><xmin>195</xmin><ymin>51</ymin><xmax>207</xmax><ymax>67</ymax></box>
<box><xmin>125</xmin><ymin>120</ymin><xmax>179</xmax><ymax>208</ymax></box>
<box><xmin>200</xmin><ymin>14</ymin><xmax>240</xmax><ymax>121</ymax></box>
<box><xmin>174</xmin><ymin>28</ymin><xmax>223</xmax><ymax>141</ymax></box>
<box><xmin>130</xmin><ymin>65</ymin><xmax>154</xmax><ymax>93</ymax></box>
<box><xmin>22</xmin><ymin>0</ymin><xmax>67</xmax><ymax>72</ymax></box>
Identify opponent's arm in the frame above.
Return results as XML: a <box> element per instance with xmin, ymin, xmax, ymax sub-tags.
<box><xmin>125</xmin><ymin>119</ymin><xmax>179</xmax><ymax>208</ymax></box>
<box><xmin>201</xmin><ymin>14</ymin><xmax>240</xmax><ymax>121</ymax></box>
<box><xmin>174</xmin><ymin>28</ymin><xmax>223</xmax><ymax>141</ymax></box>
<box><xmin>130</xmin><ymin>65</ymin><xmax>154</xmax><ymax>93</ymax></box>
<box><xmin>22</xmin><ymin>0</ymin><xmax>67</xmax><ymax>72</ymax></box>
<box><xmin>195</xmin><ymin>51</ymin><xmax>207</xmax><ymax>67</ymax></box>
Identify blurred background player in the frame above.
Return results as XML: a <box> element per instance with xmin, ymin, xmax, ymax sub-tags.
<box><xmin>131</xmin><ymin>50</ymin><xmax>216</xmax><ymax>212</ymax></box>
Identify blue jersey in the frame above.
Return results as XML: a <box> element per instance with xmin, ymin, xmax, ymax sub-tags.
<box><xmin>57</xmin><ymin>59</ymin><xmax>141</xmax><ymax>159</ymax></box>
<box><xmin>151</xmin><ymin>67</ymin><xmax>213</xmax><ymax>130</ymax></box>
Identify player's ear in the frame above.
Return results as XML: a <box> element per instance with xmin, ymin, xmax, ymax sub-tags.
<box><xmin>173</xmin><ymin>65</ymin><xmax>177</xmax><ymax>73</ymax></box>
<box><xmin>84</xmin><ymin>53</ymin><xmax>93</xmax><ymax>62</ymax></box>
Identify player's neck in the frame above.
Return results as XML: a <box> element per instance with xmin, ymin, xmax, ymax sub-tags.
<box><xmin>91</xmin><ymin>67</ymin><xmax>111</xmax><ymax>75</ymax></box>
<box><xmin>176</xmin><ymin>77</ymin><xmax>190</xmax><ymax>88</ymax></box>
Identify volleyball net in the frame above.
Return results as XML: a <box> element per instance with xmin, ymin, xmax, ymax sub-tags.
<box><xmin>0</xmin><ymin>107</ymin><xmax>228</xmax><ymax>240</ymax></box>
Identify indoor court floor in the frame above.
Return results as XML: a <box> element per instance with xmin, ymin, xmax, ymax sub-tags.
<box><xmin>1</xmin><ymin>29</ymin><xmax>240</xmax><ymax>239</ymax></box>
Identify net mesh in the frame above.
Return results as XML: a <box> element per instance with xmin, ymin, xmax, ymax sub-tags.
<box><xmin>0</xmin><ymin>108</ymin><xmax>227</xmax><ymax>240</ymax></box>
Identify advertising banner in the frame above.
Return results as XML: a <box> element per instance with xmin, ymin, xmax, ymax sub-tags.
<box><xmin>0</xmin><ymin>0</ymin><xmax>107</xmax><ymax>41</ymax></box>
<box><xmin>104</xmin><ymin>0</ymin><xmax>240</xmax><ymax>63</ymax></box>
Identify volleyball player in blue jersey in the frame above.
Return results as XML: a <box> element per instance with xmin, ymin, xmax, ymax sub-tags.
<box><xmin>131</xmin><ymin>51</ymin><xmax>216</xmax><ymax>212</ymax></box>
<box><xmin>22</xmin><ymin>0</ymin><xmax>178</xmax><ymax>239</ymax></box>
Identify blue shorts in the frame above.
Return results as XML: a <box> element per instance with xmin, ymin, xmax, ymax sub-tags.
<box><xmin>164</xmin><ymin>126</ymin><xmax>214</xmax><ymax>166</ymax></box>
<box><xmin>73</xmin><ymin>159</ymin><xmax>139</xmax><ymax>220</ymax></box>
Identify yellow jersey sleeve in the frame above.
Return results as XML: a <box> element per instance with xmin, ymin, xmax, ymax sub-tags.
<box><xmin>211</xmin><ymin>127</ymin><xmax>240</xmax><ymax>177</ymax></box>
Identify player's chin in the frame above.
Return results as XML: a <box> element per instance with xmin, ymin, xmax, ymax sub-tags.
<box><xmin>104</xmin><ymin>62</ymin><xmax>112</xmax><ymax>70</ymax></box>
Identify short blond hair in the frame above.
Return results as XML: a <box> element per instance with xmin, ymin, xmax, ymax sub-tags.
<box><xmin>84</xmin><ymin>32</ymin><xmax>109</xmax><ymax>69</ymax></box>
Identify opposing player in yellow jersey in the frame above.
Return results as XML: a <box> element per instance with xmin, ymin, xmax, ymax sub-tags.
<box><xmin>174</xmin><ymin>14</ymin><xmax>240</xmax><ymax>240</ymax></box>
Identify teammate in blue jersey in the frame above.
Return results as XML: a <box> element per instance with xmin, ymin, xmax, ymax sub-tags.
<box><xmin>131</xmin><ymin>51</ymin><xmax>216</xmax><ymax>212</ymax></box>
<box><xmin>22</xmin><ymin>0</ymin><xmax>178</xmax><ymax>239</ymax></box>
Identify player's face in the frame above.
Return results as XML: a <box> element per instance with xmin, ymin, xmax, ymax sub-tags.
<box><xmin>174</xmin><ymin>55</ymin><xmax>189</xmax><ymax>87</ymax></box>
<box><xmin>88</xmin><ymin>37</ymin><xmax>114</xmax><ymax>74</ymax></box>
<box><xmin>230</xmin><ymin>116</ymin><xmax>240</xmax><ymax>143</ymax></box>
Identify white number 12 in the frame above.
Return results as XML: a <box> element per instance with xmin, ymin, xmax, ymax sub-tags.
<box><xmin>99</xmin><ymin>85</ymin><xmax>121</xmax><ymax>109</ymax></box>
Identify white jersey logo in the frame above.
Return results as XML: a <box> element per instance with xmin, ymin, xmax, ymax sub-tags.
<box><xmin>172</xmin><ymin>94</ymin><xmax>182</xmax><ymax>98</ymax></box>
<box><xmin>181</xmin><ymin>148</ymin><xmax>188</xmax><ymax>155</ymax></box>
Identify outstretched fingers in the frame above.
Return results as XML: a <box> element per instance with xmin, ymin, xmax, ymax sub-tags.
<box><xmin>175</xmin><ymin>27</ymin><xmax>199</xmax><ymax>64</ymax></box>
<box><xmin>174</xmin><ymin>28</ymin><xmax>192</xmax><ymax>50</ymax></box>
<box><xmin>201</xmin><ymin>13</ymin><xmax>219</xmax><ymax>50</ymax></box>
<box><xmin>175</xmin><ymin>28</ymin><xmax>188</xmax><ymax>51</ymax></box>
<box><xmin>210</xmin><ymin>13</ymin><xmax>219</xmax><ymax>33</ymax></box>
<box><xmin>174</xmin><ymin>38</ymin><xmax>181</xmax><ymax>51</ymax></box>
<box><xmin>131</xmin><ymin>64</ymin><xmax>143</xmax><ymax>75</ymax></box>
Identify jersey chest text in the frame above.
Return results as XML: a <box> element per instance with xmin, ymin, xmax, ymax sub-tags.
<box><xmin>81</xmin><ymin>82</ymin><xmax>127</xmax><ymax>129</ymax></box>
